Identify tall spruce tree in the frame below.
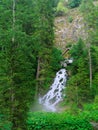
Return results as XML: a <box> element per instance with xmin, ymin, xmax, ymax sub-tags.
<box><xmin>66</xmin><ymin>39</ymin><xmax>91</xmax><ymax>107</ymax></box>
<box><xmin>66</xmin><ymin>0</ymin><xmax>98</xmax><ymax>105</ymax></box>
<box><xmin>35</xmin><ymin>0</ymin><xmax>55</xmax><ymax>95</ymax></box>
<box><xmin>80</xmin><ymin>0</ymin><xmax>98</xmax><ymax>97</ymax></box>
<box><xmin>0</xmin><ymin>0</ymin><xmax>60</xmax><ymax>129</ymax></box>
<box><xmin>0</xmin><ymin>0</ymin><xmax>37</xmax><ymax>129</ymax></box>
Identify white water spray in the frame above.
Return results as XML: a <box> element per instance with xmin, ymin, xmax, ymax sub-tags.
<box><xmin>39</xmin><ymin>69</ymin><xmax>67</xmax><ymax>112</ymax></box>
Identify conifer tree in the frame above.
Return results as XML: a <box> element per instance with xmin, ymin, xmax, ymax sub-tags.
<box><xmin>0</xmin><ymin>0</ymin><xmax>59</xmax><ymax>129</ymax></box>
<box><xmin>35</xmin><ymin>0</ymin><xmax>55</xmax><ymax>95</ymax></box>
<box><xmin>0</xmin><ymin>0</ymin><xmax>37</xmax><ymax>129</ymax></box>
<box><xmin>66</xmin><ymin>39</ymin><xmax>91</xmax><ymax>107</ymax></box>
<box><xmin>80</xmin><ymin>0</ymin><xmax>98</xmax><ymax>96</ymax></box>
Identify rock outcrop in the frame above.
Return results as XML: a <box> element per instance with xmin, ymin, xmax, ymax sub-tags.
<box><xmin>90</xmin><ymin>122</ymin><xmax>98</xmax><ymax>130</ymax></box>
<box><xmin>54</xmin><ymin>8</ymin><xmax>87</xmax><ymax>51</ymax></box>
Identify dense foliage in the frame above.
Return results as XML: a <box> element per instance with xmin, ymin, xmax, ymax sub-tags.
<box><xmin>0</xmin><ymin>0</ymin><xmax>62</xmax><ymax>129</ymax></box>
<box><xmin>56</xmin><ymin>1</ymin><xmax>68</xmax><ymax>16</ymax></box>
<box><xmin>1</xmin><ymin>100</ymin><xmax>98</xmax><ymax>130</ymax></box>
<box><xmin>0</xmin><ymin>0</ymin><xmax>98</xmax><ymax>129</ymax></box>
<box><xmin>68</xmin><ymin>0</ymin><xmax>82</xmax><ymax>8</ymax></box>
<box><xmin>27</xmin><ymin>112</ymin><xmax>93</xmax><ymax>130</ymax></box>
<box><xmin>66</xmin><ymin>0</ymin><xmax>98</xmax><ymax>108</ymax></box>
<box><xmin>0</xmin><ymin>0</ymin><xmax>37</xmax><ymax>129</ymax></box>
<box><xmin>80</xmin><ymin>0</ymin><xmax>98</xmax><ymax>97</ymax></box>
<box><xmin>66</xmin><ymin>39</ymin><xmax>91</xmax><ymax>107</ymax></box>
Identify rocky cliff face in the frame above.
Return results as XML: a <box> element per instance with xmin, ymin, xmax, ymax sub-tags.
<box><xmin>54</xmin><ymin>8</ymin><xmax>87</xmax><ymax>51</ymax></box>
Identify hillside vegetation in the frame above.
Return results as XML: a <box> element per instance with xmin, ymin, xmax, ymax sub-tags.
<box><xmin>0</xmin><ymin>0</ymin><xmax>98</xmax><ymax>130</ymax></box>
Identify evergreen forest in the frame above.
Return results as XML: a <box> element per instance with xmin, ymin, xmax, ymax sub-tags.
<box><xmin>0</xmin><ymin>0</ymin><xmax>98</xmax><ymax>130</ymax></box>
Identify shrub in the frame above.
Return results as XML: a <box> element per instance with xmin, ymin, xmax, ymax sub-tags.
<box><xmin>0</xmin><ymin>115</ymin><xmax>12</xmax><ymax>130</ymax></box>
<box><xmin>27</xmin><ymin>112</ymin><xmax>93</xmax><ymax>130</ymax></box>
<box><xmin>68</xmin><ymin>16</ymin><xmax>73</xmax><ymax>23</ymax></box>
<box><xmin>68</xmin><ymin>0</ymin><xmax>82</xmax><ymax>8</ymax></box>
<box><xmin>79</xmin><ymin>103</ymin><xmax>98</xmax><ymax>122</ymax></box>
<box><xmin>56</xmin><ymin>2</ymin><xmax>68</xmax><ymax>16</ymax></box>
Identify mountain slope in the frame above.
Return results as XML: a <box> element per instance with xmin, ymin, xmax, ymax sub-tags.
<box><xmin>54</xmin><ymin>8</ymin><xmax>87</xmax><ymax>52</ymax></box>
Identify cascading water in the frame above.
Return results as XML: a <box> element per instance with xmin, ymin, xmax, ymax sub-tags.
<box><xmin>39</xmin><ymin>69</ymin><xmax>67</xmax><ymax>112</ymax></box>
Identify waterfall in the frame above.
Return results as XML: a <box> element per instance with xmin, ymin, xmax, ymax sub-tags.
<box><xmin>39</xmin><ymin>69</ymin><xmax>67</xmax><ymax>112</ymax></box>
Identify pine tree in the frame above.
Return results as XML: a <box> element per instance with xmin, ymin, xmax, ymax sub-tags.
<box><xmin>35</xmin><ymin>0</ymin><xmax>55</xmax><ymax>95</ymax></box>
<box><xmin>80</xmin><ymin>0</ymin><xmax>98</xmax><ymax>97</ymax></box>
<box><xmin>66</xmin><ymin>39</ymin><xmax>92</xmax><ymax>107</ymax></box>
<box><xmin>0</xmin><ymin>0</ymin><xmax>37</xmax><ymax>129</ymax></box>
<box><xmin>0</xmin><ymin>0</ymin><xmax>60</xmax><ymax>129</ymax></box>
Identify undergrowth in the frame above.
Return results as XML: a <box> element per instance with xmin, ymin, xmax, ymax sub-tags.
<box><xmin>27</xmin><ymin>112</ymin><xmax>93</xmax><ymax>130</ymax></box>
<box><xmin>0</xmin><ymin>103</ymin><xmax>98</xmax><ymax>130</ymax></box>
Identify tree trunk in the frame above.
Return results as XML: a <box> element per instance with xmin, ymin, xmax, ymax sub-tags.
<box><xmin>35</xmin><ymin>57</ymin><xmax>40</xmax><ymax>99</ymax></box>
<box><xmin>12</xmin><ymin>0</ymin><xmax>15</xmax><ymax>43</ymax></box>
<box><xmin>88</xmin><ymin>43</ymin><xmax>92</xmax><ymax>88</ymax></box>
<box><xmin>11</xmin><ymin>0</ymin><xmax>15</xmax><ymax>129</ymax></box>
